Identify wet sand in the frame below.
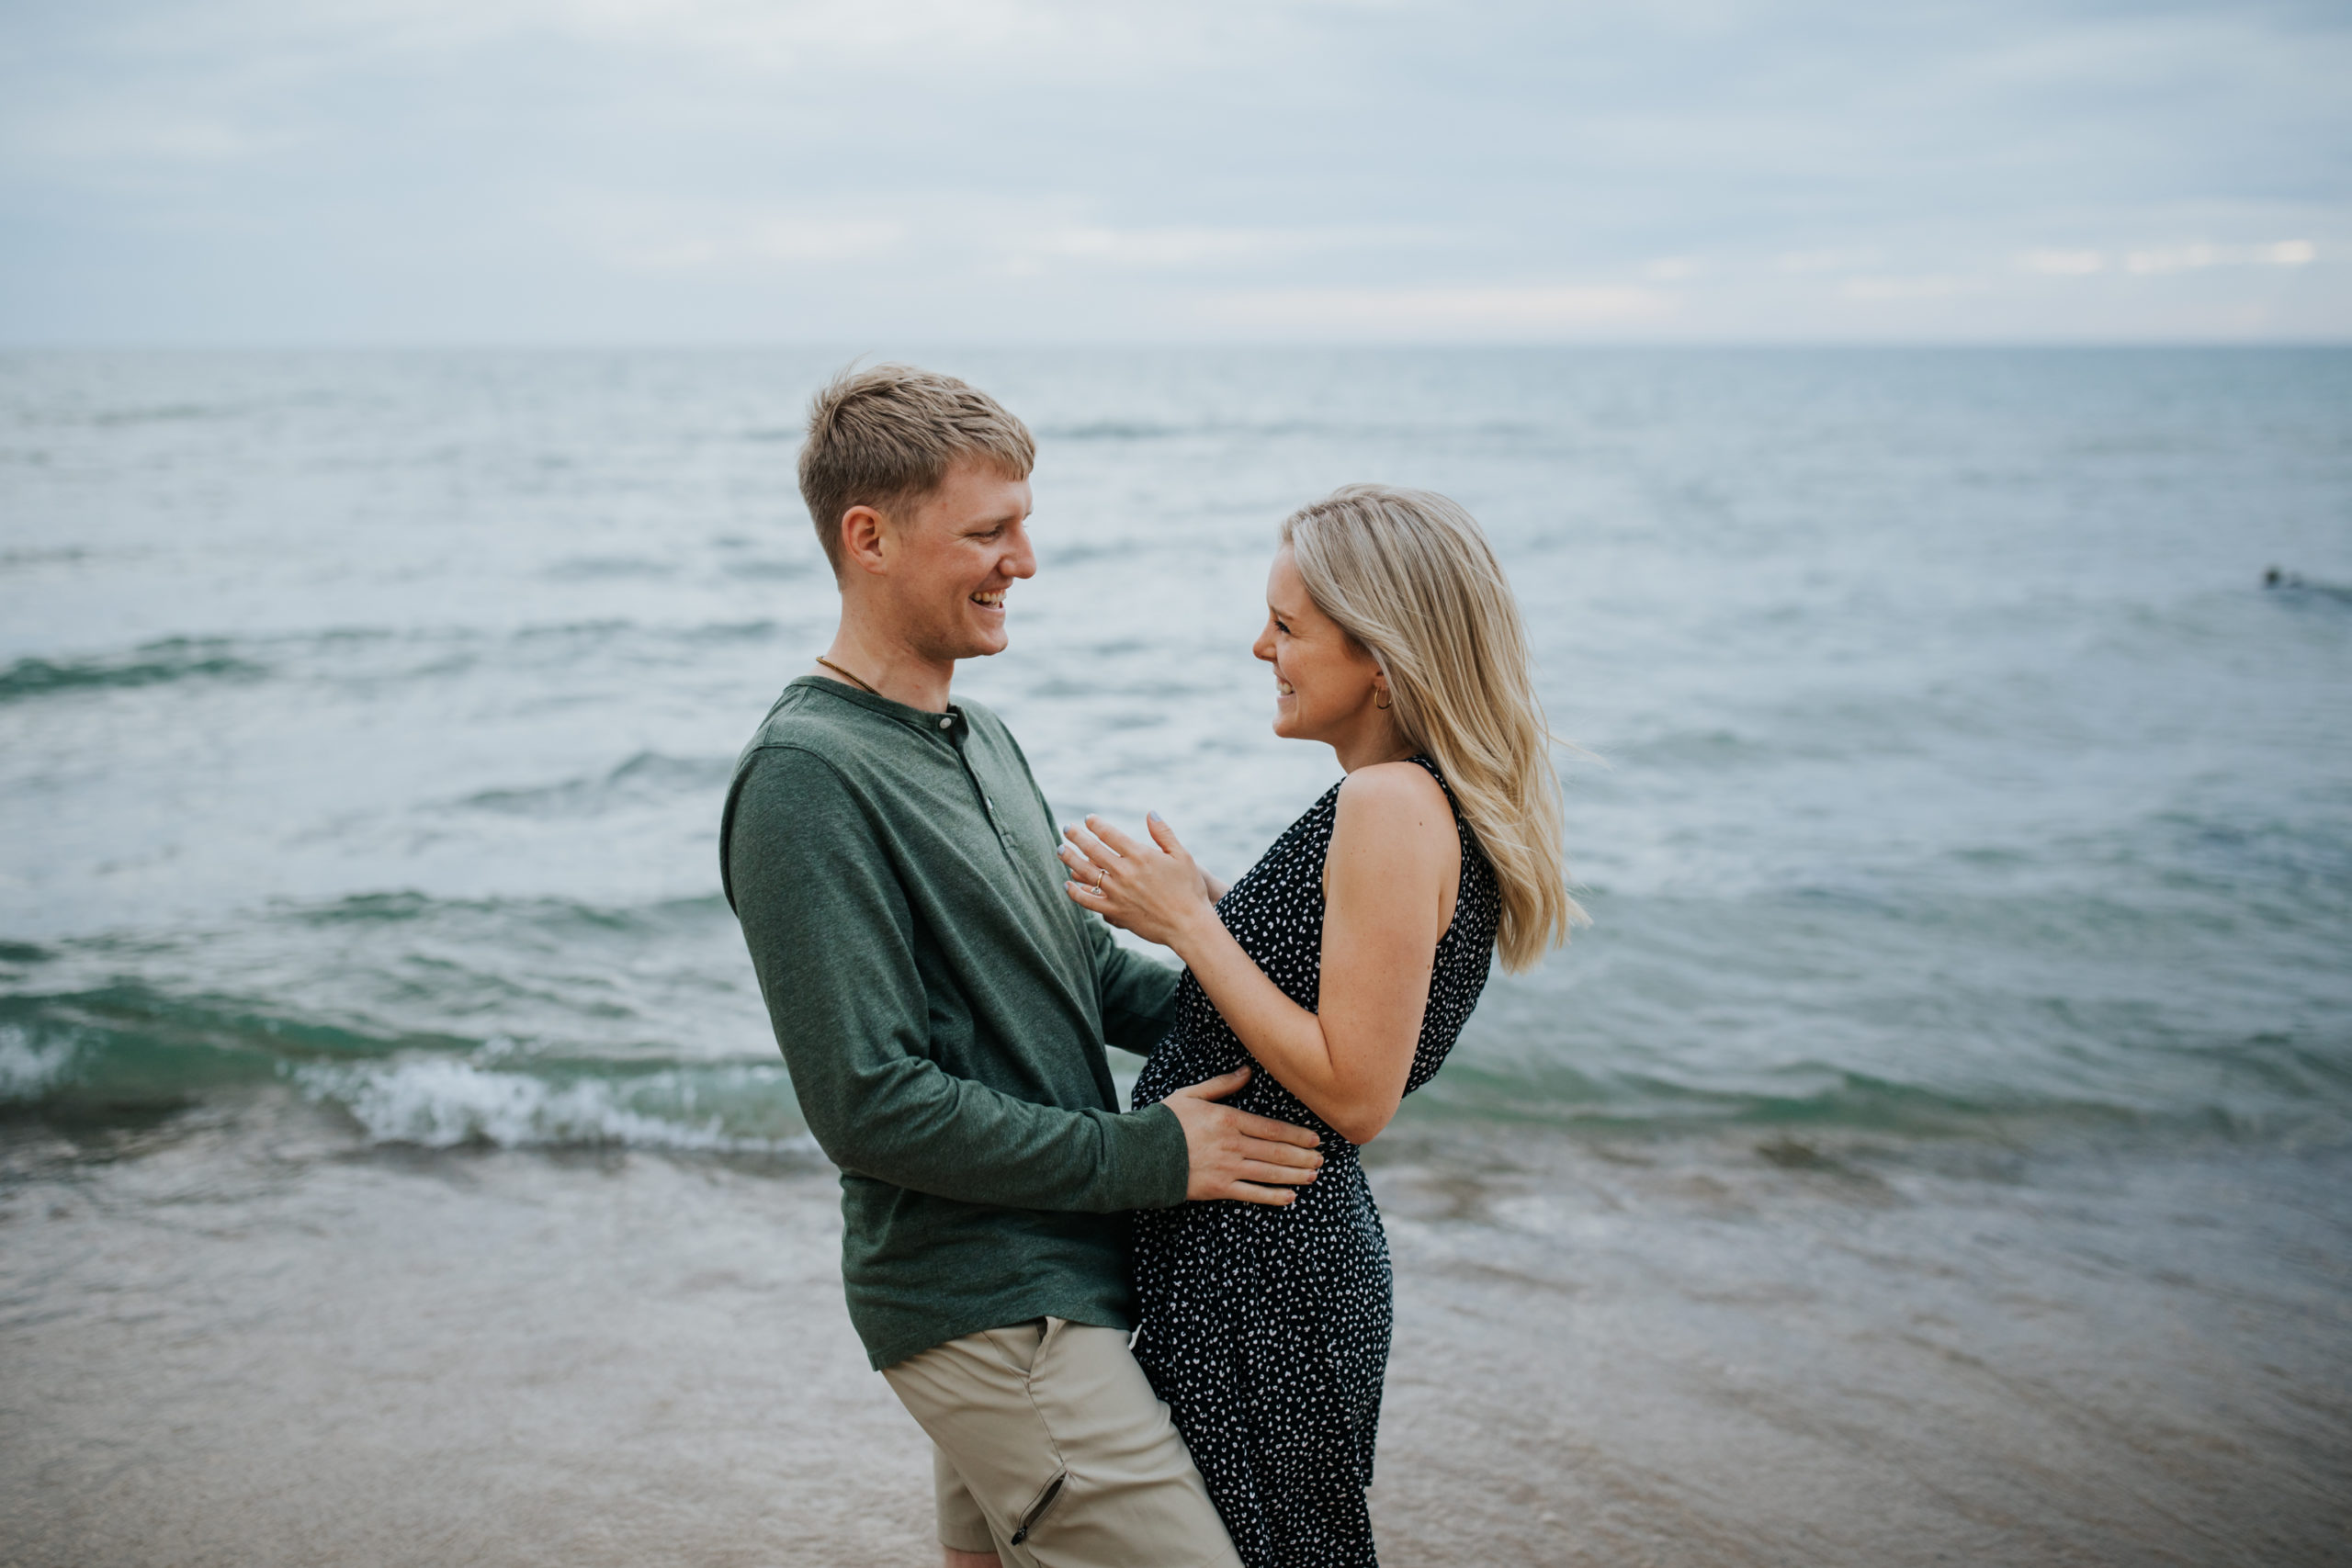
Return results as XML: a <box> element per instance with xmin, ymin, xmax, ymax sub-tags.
<box><xmin>4</xmin><ymin>1098</ymin><xmax>2347</xmax><ymax>1567</ymax></box>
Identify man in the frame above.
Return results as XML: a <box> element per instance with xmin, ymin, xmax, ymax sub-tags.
<box><xmin>720</xmin><ymin>364</ymin><xmax>1325</xmax><ymax>1568</ymax></box>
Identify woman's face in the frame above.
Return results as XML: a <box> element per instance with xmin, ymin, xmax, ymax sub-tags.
<box><xmin>1252</xmin><ymin>546</ymin><xmax>1387</xmax><ymax>746</ymax></box>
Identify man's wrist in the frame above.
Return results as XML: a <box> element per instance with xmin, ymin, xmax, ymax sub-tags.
<box><xmin>1141</xmin><ymin>1100</ymin><xmax>1193</xmax><ymax>1207</ymax></box>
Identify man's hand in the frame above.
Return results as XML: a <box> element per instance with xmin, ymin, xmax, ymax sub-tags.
<box><xmin>1162</xmin><ymin>1066</ymin><xmax>1324</xmax><ymax>1205</ymax></box>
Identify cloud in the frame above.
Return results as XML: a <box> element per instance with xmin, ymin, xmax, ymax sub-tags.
<box><xmin>2015</xmin><ymin>241</ymin><xmax>2319</xmax><ymax>277</ymax></box>
<box><xmin>2124</xmin><ymin>240</ymin><xmax>2318</xmax><ymax>274</ymax></box>
<box><xmin>1027</xmin><ymin>227</ymin><xmax>1331</xmax><ymax>270</ymax></box>
<box><xmin>1838</xmin><ymin>275</ymin><xmax>1986</xmax><ymax>301</ymax></box>
<box><xmin>755</xmin><ymin>219</ymin><xmax>910</xmax><ymax>264</ymax></box>
<box><xmin>2019</xmin><ymin>249</ymin><xmax>2107</xmax><ymax>276</ymax></box>
<box><xmin>1</xmin><ymin>0</ymin><xmax>2347</xmax><ymax>341</ymax></box>
<box><xmin>1202</xmin><ymin>285</ymin><xmax>1676</xmax><ymax>336</ymax></box>
<box><xmin>1776</xmin><ymin>249</ymin><xmax>1883</xmax><ymax>275</ymax></box>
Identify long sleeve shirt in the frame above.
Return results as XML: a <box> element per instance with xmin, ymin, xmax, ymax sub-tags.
<box><xmin>719</xmin><ymin>676</ymin><xmax>1190</xmax><ymax>1369</ymax></box>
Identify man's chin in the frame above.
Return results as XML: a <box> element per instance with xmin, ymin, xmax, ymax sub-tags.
<box><xmin>952</xmin><ymin>627</ymin><xmax>1010</xmax><ymax>660</ymax></box>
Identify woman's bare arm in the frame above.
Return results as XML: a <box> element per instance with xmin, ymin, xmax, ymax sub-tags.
<box><xmin>1061</xmin><ymin>763</ymin><xmax>1457</xmax><ymax>1145</ymax></box>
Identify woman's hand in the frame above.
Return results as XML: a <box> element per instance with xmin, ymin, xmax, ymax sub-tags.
<box><xmin>1059</xmin><ymin>813</ymin><xmax>1218</xmax><ymax>953</ymax></box>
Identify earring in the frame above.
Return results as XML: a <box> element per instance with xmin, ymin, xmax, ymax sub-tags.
<box><xmin>1374</xmin><ymin>689</ymin><xmax>1391</xmax><ymax>710</ymax></box>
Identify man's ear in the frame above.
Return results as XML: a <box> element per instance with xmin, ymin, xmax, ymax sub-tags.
<box><xmin>837</xmin><ymin>503</ymin><xmax>890</xmax><ymax>577</ymax></box>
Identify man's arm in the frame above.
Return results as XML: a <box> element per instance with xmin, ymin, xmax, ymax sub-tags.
<box><xmin>1081</xmin><ymin>913</ymin><xmax>1182</xmax><ymax>1058</ymax></box>
<box><xmin>729</xmin><ymin>745</ymin><xmax>1185</xmax><ymax>1212</ymax></box>
<box><xmin>1025</xmin><ymin>770</ymin><xmax>1181</xmax><ymax>1058</ymax></box>
<box><xmin>727</xmin><ymin>747</ymin><xmax>1322</xmax><ymax>1211</ymax></box>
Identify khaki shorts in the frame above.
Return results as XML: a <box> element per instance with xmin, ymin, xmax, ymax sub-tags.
<box><xmin>882</xmin><ymin>1317</ymin><xmax>1243</xmax><ymax>1568</ymax></box>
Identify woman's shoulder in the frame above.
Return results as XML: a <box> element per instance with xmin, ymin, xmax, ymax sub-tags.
<box><xmin>1337</xmin><ymin>757</ymin><xmax>1452</xmax><ymax>812</ymax></box>
<box><xmin>1332</xmin><ymin>760</ymin><xmax>1456</xmax><ymax>850</ymax></box>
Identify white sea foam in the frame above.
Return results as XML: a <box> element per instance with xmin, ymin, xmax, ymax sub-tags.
<box><xmin>0</xmin><ymin>1025</ymin><xmax>78</xmax><ymax>1099</ymax></box>
<box><xmin>0</xmin><ymin>1024</ymin><xmax>80</xmax><ymax>1100</ymax></box>
<box><xmin>293</xmin><ymin>1055</ymin><xmax>815</xmax><ymax>1154</ymax></box>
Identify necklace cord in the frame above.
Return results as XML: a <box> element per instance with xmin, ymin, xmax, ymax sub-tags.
<box><xmin>814</xmin><ymin>655</ymin><xmax>883</xmax><ymax>697</ymax></box>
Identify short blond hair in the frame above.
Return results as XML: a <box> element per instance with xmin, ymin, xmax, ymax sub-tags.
<box><xmin>1282</xmin><ymin>484</ymin><xmax>1588</xmax><ymax>972</ymax></box>
<box><xmin>797</xmin><ymin>364</ymin><xmax>1035</xmax><ymax>576</ymax></box>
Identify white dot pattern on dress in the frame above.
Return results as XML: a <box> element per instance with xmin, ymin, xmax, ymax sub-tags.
<box><xmin>1131</xmin><ymin>755</ymin><xmax>1502</xmax><ymax>1568</ymax></box>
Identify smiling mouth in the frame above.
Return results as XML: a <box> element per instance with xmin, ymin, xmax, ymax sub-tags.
<box><xmin>1275</xmin><ymin>679</ymin><xmax>1295</xmax><ymax>696</ymax></box>
<box><xmin>971</xmin><ymin>590</ymin><xmax>1005</xmax><ymax>610</ymax></box>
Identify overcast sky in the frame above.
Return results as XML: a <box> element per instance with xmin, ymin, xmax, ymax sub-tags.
<box><xmin>3</xmin><ymin>0</ymin><xmax>2346</xmax><ymax>344</ymax></box>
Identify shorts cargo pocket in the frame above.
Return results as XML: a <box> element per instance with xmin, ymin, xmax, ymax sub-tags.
<box><xmin>1008</xmin><ymin>1471</ymin><xmax>1067</xmax><ymax>1547</ymax></box>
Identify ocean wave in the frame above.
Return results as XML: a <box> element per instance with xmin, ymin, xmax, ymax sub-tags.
<box><xmin>0</xmin><ymin>984</ymin><xmax>470</xmax><ymax>1115</ymax></box>
<box><xmin>1410</xmin><ymin>1050</ymin><xmax>2352</xmax><ymax>1146</ymax></box>
<box><xmin>452</xmin><ymin>750</ymin><xmax>735</xmax><ymax>818</ymax></box>
<box><xmin>1032</xmin><ymin>421</ymin><xmax>1185</xmax><ymax>441</ymax></box>
<box><xmin>0</xmin><ymin>1024</ymin><xmax>80</xmax><ymax>1099</ymax></box>
<box><xmin>0</xmin><ymin>617</ymin><xmax>795</xmax><ymax>711</ymax></box>
<box><xmin>9</xmin><ymin>964</ymin><xmax>2343</xmax><ymax>1156</ymax></box>
<box><xmin>718</xmin><ymin>557</ymin><xmax>814</xmax><ymax>581</ymax></box>
<box><xmin>280</xmin><ymin>888</ymin><xmax>733</xmax><ymax>936</ymax></box>
<box><xmin>544</xmin><ymin>555</ymin><xmax>680</xmax><ymax>581</ymax></box>
<box><xmin>292</xmin><ymin>1055</ymin><xmax>810</xmax><ymax>1153</ymax></box>
<box><xmin>2261</xmin><ymin>570</ymin><xmax>2352</xmax><ymax>608</ymax></box>
<box><xmin>0</xmin><ymin>981</ymin><xmax>806</xmax><ymax>1151</ymax></box>
<box><xmin>1415</xmin><ymin>1057</ymin><xmax>2018</xmax><ymax>1134</ymax></box>
<box><xmin>0</xmin><ymin>547</ymin><xmax>91</xmax><ymax>571</ymax></box>
<box><xmin>0</xmin><ymin>638</ymin><xmax>267</xmax><ymax>703</ymax></box>
<box><xmin>12</xmin><ymin>401</ymin><xmax>242</xmax><ymax>429</ymax></box>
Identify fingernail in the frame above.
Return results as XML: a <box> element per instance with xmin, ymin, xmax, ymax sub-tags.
<box><xmin>1148</xmin><ymin>810</ymin><xmax>1164</xmax><ymax>823</ymax></box>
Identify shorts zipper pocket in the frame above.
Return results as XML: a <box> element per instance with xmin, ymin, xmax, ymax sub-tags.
<box><xmin>1008</xmin><ymin>1472</ymin><xmax>1067</xmax><ymax>1546</ymax></box>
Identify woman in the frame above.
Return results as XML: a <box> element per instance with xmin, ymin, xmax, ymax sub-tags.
<box><xmin>1057</xmin><ymin>483</ymin><xmax>1585</xmax><ymax>1567</ymax></box>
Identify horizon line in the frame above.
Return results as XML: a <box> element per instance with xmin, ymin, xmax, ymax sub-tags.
<box><xmin>4</xmin><ymin>337</ymin><xmax>2350</xmax><ymax>355</ymax></box>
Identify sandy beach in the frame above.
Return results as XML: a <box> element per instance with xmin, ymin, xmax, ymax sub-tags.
<box><xmin>6</xmin><ymin>1095</ymin><xmax>2346</xmax><ymax>1568</ymax></box>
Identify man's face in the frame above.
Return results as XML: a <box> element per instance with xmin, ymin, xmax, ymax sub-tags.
<box><xmin>881</xmin><ymin>457</ymin><xmax>1036</xmax><ymax>663</ymax></box>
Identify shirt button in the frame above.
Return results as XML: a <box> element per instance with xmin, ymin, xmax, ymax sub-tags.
<box><xmin>938</xmin><ymin>716</ymin><xmax>953</xmax><ymax>730</ymax></box>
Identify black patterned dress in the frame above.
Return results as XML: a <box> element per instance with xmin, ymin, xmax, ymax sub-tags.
<box><xmin>1130</xmin><ymin>755</ymin><xmax>1502</xmax><ymax>1568</ymax></box>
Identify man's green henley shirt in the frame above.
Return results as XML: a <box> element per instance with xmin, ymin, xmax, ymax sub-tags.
<box><xmin>719</xmin><ymin>676</ymin><xmax>1192</xmax><ymax>1370</ymax></box>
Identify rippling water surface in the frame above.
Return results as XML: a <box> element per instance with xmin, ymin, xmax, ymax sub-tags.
<box><xmin>3</xmin><ymin>348</ymin><xmax>2348</xmax><ymax>1156</ymax></box>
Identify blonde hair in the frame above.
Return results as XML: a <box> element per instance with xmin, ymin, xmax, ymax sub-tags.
<box><xmin>1281</xmin><ymin>484</ymin><xmax>1587</xmax><ymax>971</ymax></box>
<box><xmin>798</xmin><ymin>364</ymin><xmax>1035</xmax><ymax>575</ymax></box>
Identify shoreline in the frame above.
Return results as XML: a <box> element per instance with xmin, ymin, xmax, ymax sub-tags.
<box><xmin>3</xmin><ymin>1100</ymin><xmax>2348</xmax><ymax>1567</ymax></box>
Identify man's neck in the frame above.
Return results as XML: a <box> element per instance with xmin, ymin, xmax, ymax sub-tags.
<box><xmin>814</xmin><ymin>620</ymin><xmax>955</xmax><ymax>714</ymax></box>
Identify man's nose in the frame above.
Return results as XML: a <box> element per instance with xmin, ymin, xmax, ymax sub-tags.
<box><xmin>1007</xmin><ymin>529</ymin><xmax>1038</xmax><ymax>579</ymax></box>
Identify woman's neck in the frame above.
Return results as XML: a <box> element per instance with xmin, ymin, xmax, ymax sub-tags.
<box><xmin>1330</xmin><ymin>716</ymin><xmax>1414</xmax><ymax>773</ymax></box>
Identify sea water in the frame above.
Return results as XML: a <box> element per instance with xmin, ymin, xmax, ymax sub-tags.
<box><xmin>2</xmin><ymin>347</ymin><xmax>2348</xmax><ymax>1157</ymax></box>
<box><xmin>7</xmin><ymin>348</ymin><xmax>2352</xmax><ymax>1565</ymax></box>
